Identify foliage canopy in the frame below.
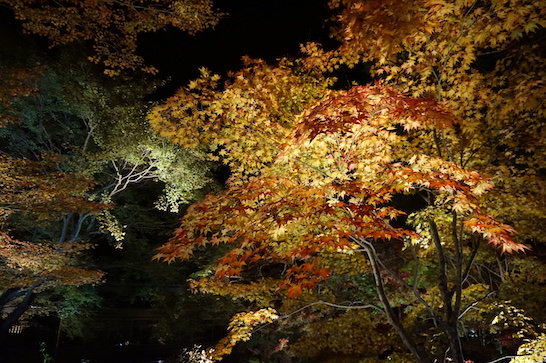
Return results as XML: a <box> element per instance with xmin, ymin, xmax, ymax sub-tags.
<box><xmin>151</xmin><ymin>0</ymin><xmax>546</xmax><ymax>362</ymax></box>
<box><xmin>0</xmin><ymin>0</ymin><xmax>220</xmax><ymax>75</ymax></box>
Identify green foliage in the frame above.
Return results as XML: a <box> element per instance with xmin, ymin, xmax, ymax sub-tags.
<box><xmin>323</xmin><ymin>273</ymin><xmax>378</xmax><ymax>302</ymax></box>
<box><xmin>37</xmin><ymin>285</ymin><xmax>102</xmax><ymax>340</ymax></box>
<box><xmin>0</xmin><ymin>24</ymin><xmax>41</xmax><ymax>127</ymax></box>
<box><xmin>1</xmin><ymin>71</ymin><xmax>87</xmax><ymax>158</ymax></box>
<box><xmin>0</xmin><ymin>38</ymin><xmax>214</xmax><ymax>344</ymax></box>
<box><xmin>39</xmin><ymin>342</ymin><xmax>53</xmax><ymax>363</ymax></box>
<box><xmin>1</xmin><ymin>48</ymin><xmax>216</xmax><ymax>245</ymax></box>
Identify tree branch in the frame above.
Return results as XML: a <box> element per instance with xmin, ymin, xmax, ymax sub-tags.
<box><xmin>352</xmin><ymin>236</ymin><xmax>431</xmax><ymax>363</ymax></box>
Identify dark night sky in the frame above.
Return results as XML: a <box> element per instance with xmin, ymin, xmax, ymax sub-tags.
<box><xmin>139</xmin><ymin>0</ymin><xmax>334</xmax><ymax>94</ymax></box>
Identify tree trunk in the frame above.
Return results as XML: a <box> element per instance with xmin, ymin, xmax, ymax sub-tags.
<box><xmin>0</xmin><ymin>289</ymin><xmax>26</xmax><ymax>309</ymax></box>
<box><xmin>445</xmin><ymin>324</ymin><xmax>465</xmax><ymax>363</ymax></box>
<box><xmin>0</xmin><ymin>283</ymin><xmax>39</xmax><ymax>346</ymax></box>
<box><xmin>355</xmin><ymin>237</ymin><xmax>432</xmax><ymax>363</ymax></box>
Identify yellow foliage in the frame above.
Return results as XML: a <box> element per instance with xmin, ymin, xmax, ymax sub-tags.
<box><xmin>152</xmin><ymin>2</ymin><xmax>546</xmax><ymax>361</ymax></box>
<box><xmin>290</xmin><ymin>309</ymin><xmax>395</xmax><ymax>360</ymax></box>
<box><xmin>510</xmin><ymin>334</ymin><xmax>546</xmax><ymax>363</ymax></box>
<box><xmin>209</xmin><ymin>308</ymin><xmax>279</xmax><ymax>361</ymax></box>
<box><xmin>320</xmin><ymin>0</ymin><xmax>546</xmax><ymax>244</ymax></box>
<box><xmin>148</xmin><ymin>58</ymin><xmax>333</xmax><ymax>185</ymax></box>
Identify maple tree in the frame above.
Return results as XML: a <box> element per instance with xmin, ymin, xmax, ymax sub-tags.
<box><xmin>0</xmin><ymin>154</ymin><xmax>106</xmax><ymax>342</ymax></box>
<box><xmin>152</xmin><ymin>69</ymin><xmax>529</xmax><ymax>361</ymax></box>
<box><xmin>0</xmin><ymin>40</ymin><xmax>219</xmax><ymax>348</ymax></box>
<box><xmin>303</xmin><ymin>0</ymin><xmax>546</xmax><ymax>245</ymax></box>
<box><xmin>1</xmin><ymin>0</ymin><xmax>543</xmax><ymax>360</ymax></box>
<box><xmin>0</xmin><ymin>0</ymin><xmax>220</xmax><ymax>75</ymax></box>
<box><xmin>301</xmin><ymin>2</ymin><xmax>546</xmax><ymax>359</ymax></box>
<box><xmin>149</xmin><ymin>1</ymin><xmax>546</xmax><ymax>360</ymax></box>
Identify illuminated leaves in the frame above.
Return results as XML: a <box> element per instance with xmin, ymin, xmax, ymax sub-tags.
<box><xmin>149</xmin><ymin>58</ymin><xmax>333</xmax><ymax>185</ymax></box>
<box><xmin>148</xmin><ymin>4</ymin><xmax>544</xmax><ymax>357</ymax></box>
<box><xmin>156</xmin><ymin>84</ymin><xmax>525</xmax><ymax>305</ymax></box>
<box><xmin>154</xmin><ymin>76</ymin><xmax>530</xmax><ymax>363</ymax></box>
<box><xmin>0</xmin><ymin>154</ymin><xmax>108</xmax><ymax>223</ymax></box>
<box><xmin>209</xmin><ymin>308</ymin><xmax>279</xmax><ymax>360</ymax></box>
<box><xmin>1</xmin><ymin>0</ymin><xmax>220</xmax><ymax>75</ymax></box>
<box><xmin>463</xmin><ymin>215</ymin><xmax>526</xmax><ymax>254</ymax></box>
<box><xmin>290</xmin><ymin>84</ymin><xmax>453</xmax><ymax>144</ymax></box>
<box><xmin>321</xmin><ymin>0</ymin><xmax>546</xmax><ymax>245</ymax></box>
<box><xmin>511</xmin><ymin>334</ymin><xmax>546</xmax><ymax>363</ymax></box>
<box><xmin>0</xmin><ymin>232</ymin><xmax>104</xmax><ymax>289</ymax></box>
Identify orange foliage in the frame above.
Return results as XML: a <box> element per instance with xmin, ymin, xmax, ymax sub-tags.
<box><xmin>1</xmin><ymin>0</ymin><xmax>220</xmax><ymax>75</ymax></box>
<box><xmin>155</xmin><ymin>84</ymin><xmax>525</xmax><ymax>297</ymax></box>
<box><xmin>0</xmin><ymin>154</ymin><xmax>108</xmax><ymax>223</ymax></box>
<box><xmin>149</xmin><ymin>0</ymin><xmax>546</xmax><ymax>360</ymax></box>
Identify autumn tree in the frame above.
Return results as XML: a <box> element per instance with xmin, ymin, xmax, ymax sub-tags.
<box><xmin>0</xmin><ymin>154</ymin><xmax>106</xmax><ymax>342</ymax></box>
<box><xmin>0</xmin><ymin>40</ymin><xmax>215</xmax><ymax>344</ymax></box>
<box><xmin>148</xmin><ymin>1</ymin><xmax>546</xmax><ymax>361</ymax></box>
<box><xmin>1</xmin><ymin>49</ymin><xmax>215</xmax><ymax>242</ymax></box>
<box><xmin>0</xmin><ymin>0</ymin><xmax>221</xmax><ymax>75</ymax></box>
<box><xmin>303</xmin><ymin>0</ymin><xmax>546</xmax><ymax>245</ymax></box>
<box><xmin>300</xmin><ymin>1</ymin><xmax>546</xmax><ymax>359</ymax></box>
<box><xmin>150</xmin><ymin>47</ymin><xmax>534</xmax><ymax>363</ymax></box>
<box><xmin>149</xmin><ymin>57</ymin><xmax>333</xmax><ymax>185</ymax></box>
